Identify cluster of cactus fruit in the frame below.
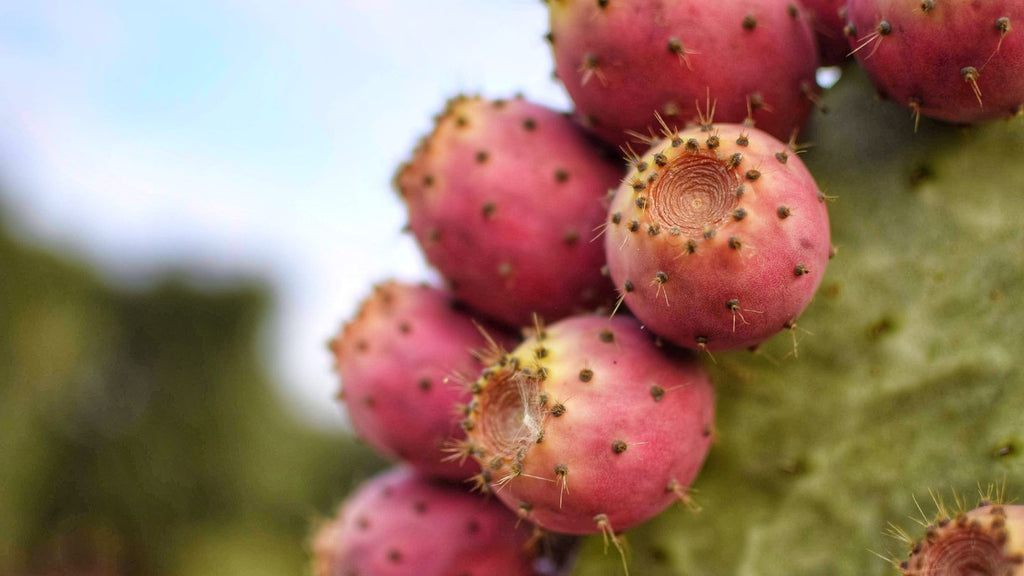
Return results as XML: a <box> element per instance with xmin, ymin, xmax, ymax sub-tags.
<box><xmin>313</xmin><ymin>0</ymin><xmax>1024</xmax><ymax>575</ymax></box>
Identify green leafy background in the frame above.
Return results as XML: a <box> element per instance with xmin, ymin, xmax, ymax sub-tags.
<box><xmin>0</xmin><ymin>211</ymin><xmax>387</xmax><ymax>575</ymax></box>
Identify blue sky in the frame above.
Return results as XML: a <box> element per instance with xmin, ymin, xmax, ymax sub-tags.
<box><xmin>0</xmin><ymin>0</ymin><xmax>569</xmax><ymax>426</ymax></box>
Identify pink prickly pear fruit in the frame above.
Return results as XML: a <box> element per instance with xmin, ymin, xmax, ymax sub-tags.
<box><xmin>331</xmin><ymin>281</ymin><xmax>516</xmax><ymax>481</ymax></box>
<box><xmin>458</xmin><ymin>314</ymin><xmax>715</xmax><ymax>536</ymax></box>
<box><xmin>799</xmin><ymin>0</ymin><xmax>850</xmax><ymax>65</ymax></box>
<box><xmin>394</xmin><ymin>95</ymin><xmax>622</xmax><ymax>329</ymax></box>
<box><xmin>312</xmin><ymin>467</ymin><xmax>548</xmax><ymax>576</ymax></box>
<box><xmin>603</xmin><ymin>123</ymin><xmax>831</xmax><ymax>352</ymax></box>
<box><xmin>898</xmin><ymin>503</ymin><xmax>1024</xmax><ymax>575</ymax></box>
<box><xmin>844</xmin><ymin>0</ymin><xmax>1024</xmax><ymax>126</ymax></box>
<box><xmin>546</xmin><ymin>0</ymin><xmax>820</xmax><ymax>149</ymax></box>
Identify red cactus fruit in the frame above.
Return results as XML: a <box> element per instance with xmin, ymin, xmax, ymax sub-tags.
<box><xmin>898</xmin><ymin>503</ymin><xmax>1024</xmax><ymax>576</ymax></box>
<box><xmin>312</xmin><ymin>467</ymin><xmax>548</xmax><ymax>576</ymax></box>
<box><xmin>845</xmin><ymin>0</ymin><xmax>1024</xmax><ymax>126</ymax></box>
<box><xmin>331</xmin><ymin>281</ymin><xmax>515</xmax><ymax>481</ymax></box>
<box><xmin>799</xmin><ymin>0</ymin><xmax>850</xmax><ymax>66</ymax></box>
<box><xmin>458</xmin><ymin>314</ymin><xmax>715</xmax><ymax>537</ymax></box>
<box><xmin>394</xmin><ymin>95</ymin><xmax>622</xmax><ymax>329</ymax></box>
<box><xmin>603</xmin><ymin>123</ymin><xmax>831</xmax><ymax>352</ymax></box>
<box><xmin>546</xmin><ymin>0</ymin><xmax>820</xmax><ymax>148</ymax></box>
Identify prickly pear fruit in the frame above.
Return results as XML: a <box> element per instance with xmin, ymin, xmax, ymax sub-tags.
<box><xmin>896</xmin><ymin>501</ymin><xmax>1024</xmax><ymax>576</ymax></box>
<box><xmin>458</xmin><ymin>314</ymin><xmax>714</xmax><ymax>536</ymax></box>
<box><xmin>312</xmin><ymin>466</ymin><xmax>547</xmax><ymax>576</ymax></box>
<box><xmin>845</xmin><ymin>0</ymin><xmax>1024</xmax><ymax>125</ymax></box>
<box><xmin>331</xmin><ymin>281</ymin><xmax>515</xmax><ymax>480</ymax></box>
<box><xmin>546</xmin><ymin>0</ymin><xmax>820</xmax><ymax>147</ymax></box>
<box><xmin>394</xmin><ymin>95</ymin><xmax>622</xmax><ymax>329</ymax></box>
<box><xmin>603</xmin><ymin>122</ymin><xmax>831</xmax><ymax>351</ymax></box>
<box><xmin>800</xmin><ymin>0</ymin><xmax>849</xmax><ymax>65</ymax></box>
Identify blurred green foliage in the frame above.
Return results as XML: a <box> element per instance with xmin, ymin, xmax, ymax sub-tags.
<box><xmin>0</xmin><ymin>206</ymin><xmax>386</xmax><ymax>576</ymax></box>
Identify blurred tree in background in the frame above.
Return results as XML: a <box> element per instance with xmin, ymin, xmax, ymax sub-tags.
<box><xmin>0</xmin><ymin>198</ymin><xmax>386</xmax><ymax>576</ymax></box>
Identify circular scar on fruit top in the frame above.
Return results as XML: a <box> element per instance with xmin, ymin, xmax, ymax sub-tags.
<box><xmin>649</xmin><ymin>154</ymin><xmax>741</xmax><ymax>237</ymax></box>
<box><xmin>476</xmin><ymin>369</ymin><xmax>546</xmax><ymax>459</ymax></box>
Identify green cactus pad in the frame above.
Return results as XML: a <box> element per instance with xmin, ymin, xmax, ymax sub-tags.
<box><xmin>570</xmin><ymin>66</ymin><xmax>1024</xmax><ymax>576</ymax></box>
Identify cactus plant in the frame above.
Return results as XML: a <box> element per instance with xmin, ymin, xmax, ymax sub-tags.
<box><xmin>323</xmin><ymin>9</ymin><xmax>1023</xmax><ymax>576</ymax></box>
<box><xmin>564</xmin><ymin>64</ymin><xmax>1024</xmax><ymax>576</ymax></box>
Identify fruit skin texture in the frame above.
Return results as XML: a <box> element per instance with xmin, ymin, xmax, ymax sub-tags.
<box><xmin>331</xmin><ymin>281</ymin><xmax>515</xmax><ymax>481</ymax></box>
<box><xmin>461</xmin><ymin>314</ymin><xmax>715</xmax><ymax>535</ymax></box>
<box><xmin>395</xmin><ymin>95</ymin><xmax>622</xmax><ymax>329</ymax></box>
<box><xmin>604</xmin><ymin>123</ymin><xmax>831</xmax><ymax>351</ymax></box>
<box><xmin>312</xmin><ymin>466</ymin><xmax>539</xmax><ymax>576</ymax></box>
<box><xmin>546</xmin><ymin>0</ymin><xmax>819</xmax><ymax>148</ymax></box>
<box><xmin>800</xmin><ymin>0</ymin><xmax>849</xmax><ymax>66</ymax></box>
<box><xmin>845</xmin><ymin>0</ymin><xmax>1024</xmax><ymax>124</ymax></box>
<box><xmin>898</xmin><ymin>503</ymin><xmax>1024</xmax><ymax>576</ymax></box>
